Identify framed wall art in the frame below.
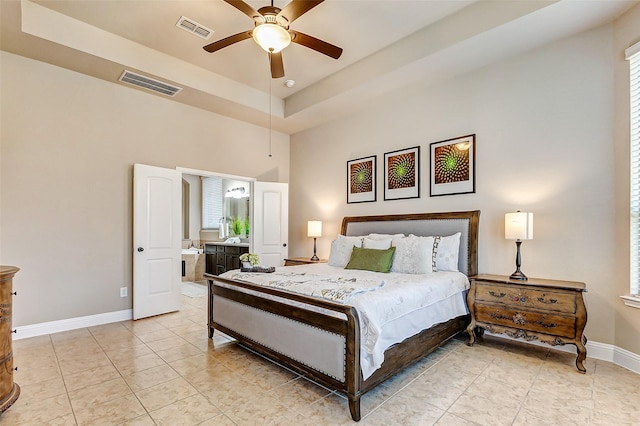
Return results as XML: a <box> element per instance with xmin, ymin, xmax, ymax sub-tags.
<box><xmin>384</xmin><ymin>146</ymin><xmax>420</xmax><ymax>200</ymax></box>
<box><xmin>430</xmin><ymin>134</ymin><xmax>476</xmax><ymax>196</ymax></box>
<box><xmin>347</xmin><ymin>155</ymin><xmax>376</xmax><ymax>203</ymax></box>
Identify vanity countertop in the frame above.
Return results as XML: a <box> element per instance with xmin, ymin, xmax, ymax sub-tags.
<box><xmin>204</xmin><ymin>242</ymin><xmax>250</xmax><ymax>248</ymax></box>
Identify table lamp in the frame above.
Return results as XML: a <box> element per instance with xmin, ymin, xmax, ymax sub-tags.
<box><xmin>307</xmin><ymin>221</ymin><xmax>322</xmax><ymax>261</ymax></box>
<box><xmin>505</xmin><ymin>211</ymin><xmax>533</xmax><ymax>280</ymax></box>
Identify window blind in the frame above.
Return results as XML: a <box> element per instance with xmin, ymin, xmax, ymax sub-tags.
<box><xmin>628</xmin><ymin>41</ymin><xmax>640</xmax><ymax>296</ymax></box>
<box><xmin>202</xmin><ymin>176</ymin><xmax>223</xmax><ymax>229</ymax></box>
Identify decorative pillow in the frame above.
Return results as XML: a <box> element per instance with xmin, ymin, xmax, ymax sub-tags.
<box><xmin>345</xmin><ymin>246</ymin><xmax>396</xmax><ymax>273</ymax></box>
<box><xmin>391</xmin><ymin>235</ymin><xmax>435</xmax><ymax>274</ymax></box>
<box><xmin>434</xmin><ymin>232</ymin><xmax>461</xmax><ymax>272</ymax></box>
<box><xmin>328</xmin><ymin>235</ymin><xmax>363</xmax><ymax>267</ymax></box>
<box><xmin>363</xmin><ymin>237</ymin><xmax>392</xmax><ymax>250</ymax></box>
<box><xmin>368</xmin><ymin>233</ymin><xmax>405</xmax><ymax>240</ymax></box>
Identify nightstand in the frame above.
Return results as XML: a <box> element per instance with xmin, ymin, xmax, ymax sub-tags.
<box><xmin>284</xmin><ymin>257</ymin><xmax>327</xmax><ymax>266</ymax></box>
<box><xmin>466</xmin><ymin>274</ymin><xmax>588</xmax><ymax>373</ymax></box>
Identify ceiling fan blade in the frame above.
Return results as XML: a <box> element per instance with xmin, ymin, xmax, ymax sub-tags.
<box><xmin>203</xmin><ymin>31</ymin><xmax>252</xmax><ymax>53</ymax></box>
<box><xmin>224</xmin><ymin>0</ymin><xmax>263</xmax><ymax>22</ymax></box>
<box><xmin>269</xmin><ymin>51</ymin><xmax>285</xmax><ymax>78</ymax></box>
<box><xmin>278</xmin><ymin>0</ymin><xmax>324</xmax><ymax>25</ymax></box>
<box><xmin>290</xmin><ymin>30</ymin><xmax>343</xmax><ymax>59</ymax></box>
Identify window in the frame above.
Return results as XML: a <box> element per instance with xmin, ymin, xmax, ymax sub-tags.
<box><xmin>628</xmin><ymin>41</ymin><xmax>640</xmax><ymax>299</ymax></box>
<box><xmin>202</xmin><ymin>176</ymin><xmax>223</xmax><ymax>229</ymax></box>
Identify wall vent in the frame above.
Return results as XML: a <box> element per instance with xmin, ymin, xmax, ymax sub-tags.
<box><xmin>176</xmin><ymin>16</ymin><xmax>213</xmax><ymax>40</ymax></box>
<box><xmin>118</xmin><ymin>71</ymin><xmax>183</xmax><ymax>97</ymax></box>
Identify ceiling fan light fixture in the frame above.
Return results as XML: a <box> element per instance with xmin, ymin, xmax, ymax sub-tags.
<box><xmin>252</xmin><ymin>23</ymin><xmax>291</xmax><ymax>53</ymax></box>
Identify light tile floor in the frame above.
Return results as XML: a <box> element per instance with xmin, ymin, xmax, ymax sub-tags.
<box><xmin>5</xmin><ymin>287</ymin><xmax>640</xmax><ymax>425</ymax></box>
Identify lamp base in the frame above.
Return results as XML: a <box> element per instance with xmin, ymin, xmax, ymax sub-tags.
<box><xmin>310</xmin><ymin>237</ymin><xmax>319</xmax><ymax>261</ymax></box>
<box><xmin>509</xmin><ymin>240</ymin><xmax>528</xmax><ymax>280</ymax></box>
<box><xmin>509</xmin><ymin>270</ymin><xmax>528</xmax><ymax>281</ymax></box>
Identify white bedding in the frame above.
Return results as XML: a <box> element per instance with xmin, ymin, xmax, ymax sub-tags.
<box><xmin>219</xmin><ymin>263</ymin><xmax>469</xmax><ymax>379</ymax></box>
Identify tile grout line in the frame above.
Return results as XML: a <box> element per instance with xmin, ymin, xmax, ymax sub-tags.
<box><xmin>125</xmin><ymin>312</ymin><xmax>235</xmax><ymax>424</ymax></box>
<box><xmin>439</xmin><ymin>343</ymin><xmax>491</xmax><ymax>426</ymax></box>
<box><xmin>361</xmin><ymin>347</ymin><xmax>458</xmax><ymax>422</ymax></box>
<box><xmin>88</xmin><ymin>323</ymin><xmax>157</xmax><ymax>425</ymax></box>
<box><xmin>506</xmin><ymin>347</ymin><xmax>546</xmax><ymax>425</ymax></box>
<box><xmin>50</xmin><ymin>333</ymin><xmax>80</xmax><ymax>425</ymax></box>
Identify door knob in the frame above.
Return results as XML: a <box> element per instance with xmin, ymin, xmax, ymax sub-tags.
<box><xmin>282</xmin><ymin>243</ymin><xmax>287</xmax><ymax>247</ymax></box>
<box><xmin>137</xmin><ymin>247</ymin><xmax>144</xmax><ymax>252</ymax></box>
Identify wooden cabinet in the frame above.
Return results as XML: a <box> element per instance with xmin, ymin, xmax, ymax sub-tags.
<box><xmin>284</xmin><ymin>257</ymin><xmax>327</xmax><ymax>266</ymax></box>
<box><xmin>204</xmin><ymin>244</ymin><xmax>249</xmax><ymax>275</ymax></box>
<box><xmin>0</xmin><ymin>266</ymin><xmax>19</xmax><ymax>414</ymax></box>
<box><xmin>466</xmin><ymin>274</ymin><xmax>588</xmax><ymax>373</ymax></box>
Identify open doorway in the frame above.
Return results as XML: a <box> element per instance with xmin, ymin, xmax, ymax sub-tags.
<box><xmin>178</xmin><ymin>167</ymin><xmax>255</xmax><ymax>293</ymax></box>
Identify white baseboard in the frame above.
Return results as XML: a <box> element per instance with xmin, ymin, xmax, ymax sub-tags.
<box><xmin>611</xmin><ymin>344</ymin><xmax>640</xmax><ymax>374</ymax></box>
<box><xmin>13</xmin><ymin>309</ymin><xmax>133</xmax><ymax>340</ymax></box>
<box><xmin>486</xmin><ymin>332</ymin><xmax>640</xmax><ymax>374</ymax></box>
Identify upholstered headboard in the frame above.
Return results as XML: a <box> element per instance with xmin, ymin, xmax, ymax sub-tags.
<box><xmin>340</xmin><ymin>211</ymin><xmax>480</xmax><ymax>276</ymax></box>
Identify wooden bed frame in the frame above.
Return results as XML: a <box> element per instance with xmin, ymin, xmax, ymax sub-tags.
<box><xmin>206</xmin><ymin>210</ymin><xmax>480</xmax><ymax>421</ymax></box>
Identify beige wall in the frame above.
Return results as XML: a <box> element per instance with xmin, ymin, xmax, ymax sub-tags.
<box><xmin>614</xmin><ymin>3</ymin><xmax>640</xmax><ymax>355</ymax></box>
<box><xmin>0</xmin><ymin>52</ymin><xmax>289</xmax><ymax>326</ymax></box>
<box><xmin>290</xmin><ymin>23</ymin><xmax>627</xmax><ymax>349</ymax></box>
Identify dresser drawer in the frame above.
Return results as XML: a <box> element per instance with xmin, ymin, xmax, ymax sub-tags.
<box><xmin>475</xmin><ymin>283</ymin><xmax>576</xmax><ymax>314</ymax></box>
<box><xmin>474</xmin><ymin>304</ymin><xmax>576</xmax><ymax>338</ymax></box>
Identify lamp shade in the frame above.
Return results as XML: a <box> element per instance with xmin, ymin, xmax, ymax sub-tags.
<box><xmin>307</xmin><ymin>221</ymin><xmax>322</xmax><ymax>238</ymax></box>
<box><xmin>252</xmin><ymin>23</ymin><xmax>291</xmax><ymax>53</ymax></box>
<box><xmin>505</xmin><ymin>212</ymin><xmax>533</xmax><ymax>240</ymax></box>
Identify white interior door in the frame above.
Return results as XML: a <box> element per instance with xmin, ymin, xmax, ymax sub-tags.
<box><xmin>253</xmin><ymin>182</ymin><xmax>289</xmax><ymax>267</ymax></box>
<box><xmin>133</xmin><ymin>163</ymin><xmax>181</xmax><ymax>320</ymax></box>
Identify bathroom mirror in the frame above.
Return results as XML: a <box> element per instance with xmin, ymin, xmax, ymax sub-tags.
<box><xmin>182</xmin><ymin>179</ymin><xmax>190</xmax><ymax>240</ymax></box>
<box><xmin>224</xmin><ymin>180</ymin><xmax>251</xmax><ymax>238</ymax></box>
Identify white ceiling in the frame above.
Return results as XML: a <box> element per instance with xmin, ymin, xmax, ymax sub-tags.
<box><xmin>1</xmin><ymin>0</ymin><xmax>637</xmax><ymax>134</ymax></box>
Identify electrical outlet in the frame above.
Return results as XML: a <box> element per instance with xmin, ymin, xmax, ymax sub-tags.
<box><xmin>120</xmin><ymin>287</ymin><xmax>127</xmax><ymax>298</ymax></box>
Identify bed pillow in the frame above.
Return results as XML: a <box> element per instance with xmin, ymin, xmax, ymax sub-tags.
<box><xmin>328</xmin><ymin>235</ymin><xmax>363</xmax><ymax>267</ymax></box>
<box><xmin>391</xmin><ymin>235</ymin><xmax>435</xmax><ymax>274</ymax></box>
<box><xmin>345</xmin><ymin>246</ymin><xmax>396</xmax><ymax>273</ymax></box>
<box><xmin>363</xmin><ymin>237</ymin><xmax>393</xmax><ymax>250</ymax></box>
<box><xmin>434</xmin><ymin>232</ymin><xmax>461</xmax><ymax>272</ymax></box>
<box><xmin>368</xmin><ymin>233</ymin><xmax>405</xmax><ymax>240</ymax></box>
<box><xmin>369</xmin><ymin>233</ymin><xmax>405</xmax><ymax>248</ymax></box>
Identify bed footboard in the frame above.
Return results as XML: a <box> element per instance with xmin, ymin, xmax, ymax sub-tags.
<box><xmin>207</xmin><ymin>275</ymin><xmax>364</xmax><ymax>421</ymax></box>
<box><xmin>206</xmin><ymin>274</ymin><xmax>468</xmax><ymax>421</ymax></box>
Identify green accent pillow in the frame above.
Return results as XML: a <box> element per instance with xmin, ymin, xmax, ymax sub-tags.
<box><xmin>345</xmin><ymin>246</ymin><xmax>396</xmax><ymax>273</ymax></box>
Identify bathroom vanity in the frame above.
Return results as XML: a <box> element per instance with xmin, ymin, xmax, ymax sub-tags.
<box><xmin>204</xmin><ymin>243</ymin><xmax>249</xmax><ymax>276</ymax></box>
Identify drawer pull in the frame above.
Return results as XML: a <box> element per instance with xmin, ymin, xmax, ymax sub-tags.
<box><xmin>536</xmin><ymin>318</ymin><xmax>558</xmax><ymax>329</ymax></box>
<box><xmin>488</xmin><ymin>291</ymin><xmax>506</xmax><ymax>298</ymax></box>
<box><xmin>536</xmin><ymin>297</ymin><xmax>558</xmax><ymax>305</ymax></box>
<box><xmin>489</xmin><ymin>312</ymin><xmax>527</xmax><ymax>325</ymax></box>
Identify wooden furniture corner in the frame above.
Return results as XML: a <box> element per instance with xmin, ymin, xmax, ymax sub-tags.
<box><xmin>466</xmin><ymin>274</ymin><xmax>588</xmax><ymax>373</ymax></box>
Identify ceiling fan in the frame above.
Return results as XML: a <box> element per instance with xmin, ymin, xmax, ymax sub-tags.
<box><xmin>203</xmin><ymin>0</ymin><xmax>343</xmax><ymax>78</ymax></box>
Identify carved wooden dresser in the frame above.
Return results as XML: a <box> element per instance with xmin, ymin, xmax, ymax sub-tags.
<box><xmin>466</xmin><ymin>274</ymin><xmax>587</xmax><ymax>373</ymax></box>
<box><xmin>0</xmin><ymin>266</ymin><xmax>20</xmax><ymax>413</ymax></box>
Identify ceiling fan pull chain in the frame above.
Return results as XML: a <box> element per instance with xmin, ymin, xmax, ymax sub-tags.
<box><xmin>269</xmin><ymin>63</ymin><xmax>273</xmax><ymax>158</ymax></box>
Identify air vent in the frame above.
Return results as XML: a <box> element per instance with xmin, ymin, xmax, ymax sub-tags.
<box><xmin>176</xmin><ymin>16</ymin><xmax>213</xmax><ymax>40</ymax></box>
<box><xmin>118</xmin><ymin>71</ymin><xmax>182</xmax><ymax>97</ymax></box>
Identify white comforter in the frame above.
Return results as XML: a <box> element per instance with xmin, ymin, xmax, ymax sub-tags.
<box><xmin>220</xmin><ymin>263</ymin><xmax>470</xmax><ymax>379</ymax></box>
